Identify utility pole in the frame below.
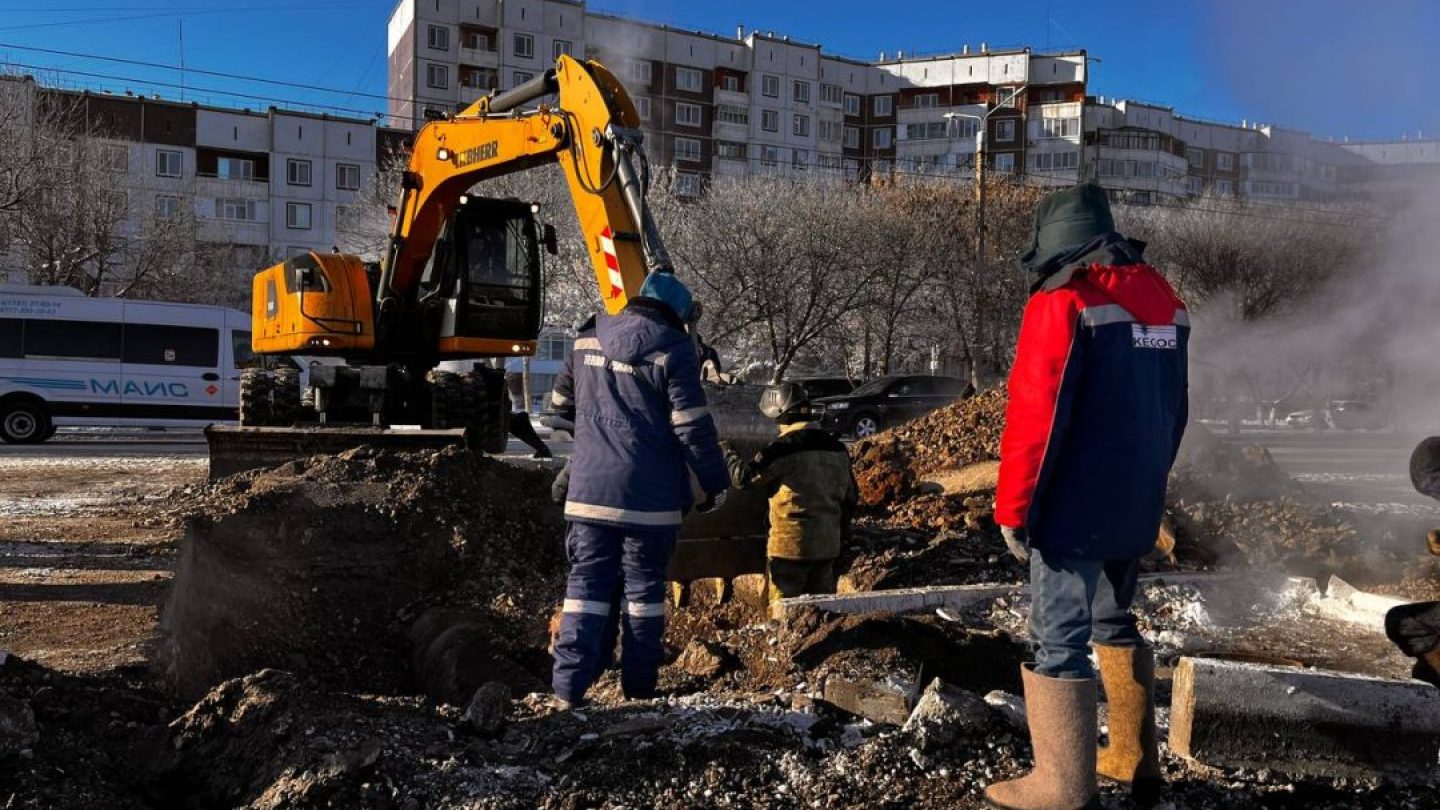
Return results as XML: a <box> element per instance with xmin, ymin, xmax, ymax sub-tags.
<box><xmin>945</xmin><ymin>85</ymin><xmax>1025</xmax><ymax>269</ymax></box>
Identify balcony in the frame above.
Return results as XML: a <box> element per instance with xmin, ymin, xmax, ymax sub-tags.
<box><xmin>459</xmin><ymin>46</ymin><xmax>500</xmax><ymax>69</ymax></box>
<box><xmin>197</xmin><ymin>175</ymin><xmax>269</xmax><ymax>198</ymax></box>
<box><xmin>713</xmin><ymin>119</ymin><xmax>748</xmax><ymax>142</ymax></box>
<box><xmin>714</xmin><ymin>87</ymin><xmax>747</xmax><ymax>108</ymax></box>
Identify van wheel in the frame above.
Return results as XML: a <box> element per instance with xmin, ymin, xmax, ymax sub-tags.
<box><xmin>0</xmin><ymin>400</ymin><xmax>52</xmax><ymax>444</ymax></box>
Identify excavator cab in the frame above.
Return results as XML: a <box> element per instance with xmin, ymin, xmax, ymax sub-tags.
<box><xmin>429</xmin><ymin>197</ymin><xmax>546</xmax><ymax>352</ymax></box>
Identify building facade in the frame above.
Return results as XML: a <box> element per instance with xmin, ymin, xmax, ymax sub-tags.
<box><xmin>0</xmin><ymin>79</ymin><xmax>385</xmax><ymax>289</ymax></box>
<box><xmin>386</xmin><ymin>0</ymin><xmax>1439</xmax><ymax>205</ymax></box>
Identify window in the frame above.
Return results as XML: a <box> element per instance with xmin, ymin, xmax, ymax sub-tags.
<box><xmin>512</xmin><ymin>70</ymin><xmax>534</xmax><ymax>87</ymax></box>
<box><xmin>715</xmin><ymin>105</ymin><xmax>747</xmax><ymax>126</ymax></box>
<box><xmin>428</xmin><ymin>25</ymin><xmax>449</xmax><ymax>51</ymax></box>
<box><xmin>100</xmin><ymin>144</ymin><xmax>128</xmax><ymax>173</ymax></box>
<box><xmin>994</xmin><ymin>153</ymin><xmax>1015</xmax><ymax>173</ymax></box>
<box><xmin>1186</xmin><ymin>175</ymin><xmax>1204</xmax><ymax>194</ymax></box>
<box><xmin>1040</xmin><ymin>117</ymin><xmax>1080</xmax><ymax>139</ymax></box>
<box><xmin>427</xmin><ymin>63</ymin><xmax>449</xmax><ymax>89</ymax></box>
<box><xmin>792</xmin><ymin>80</ymin><xmax>811</xmax><ymax>104</ymax></box>
<box><xmin>155</xmin><ymin>149</ymin><xmax>182</xmax><ymax>178</ymax></box>
<box><xmin>231</xmin><ymin>330</ymin><xmax>256</xmax><ymax>369</ymax></box>
<box><xmin>843</xmin><ymin>126</ymin><xmax>860</xmax><ymax>149</ymax></box>
<box><xmin>628</xmin><ymin>60</ymin><xmax>652</xmax><ymax>84</ymax></box>
<box><xmin>286</xmin><ymin>201</ymin><xmax>312</xmax><ymax>229</ymax></box>
<box><xmin>951</xmin><ymin>117</ymin><xmax>979</xmax><ymax>139</ymax></box>
<box><xmin>104</xmin><ymin>190</ymin><xmax>127</xmax><ymax>214</ymax></box>
<box><xmin>874</xmin><ymin>95</ymin><xmax>893</xmax><ymax>116</ymax></box>
<box><xmin>673</xmin><ymin>173</ymin><xmax>703</xmax><ymax>197</ymax></box>
<box><xmin>539</xmin><ymin>335</ymin><xmax>572</xmax><ymax>361</ymax></box>
<box><xmin>513</xmin><ymin>33</ymin><xmax>534</xmax><ymax>59</ymax></box>
<box><xmin>994</xmin><ymin>86</ymin><xmax>1018</xmax><ymax>107</ymax></box>
<box><xmin>762</xmin><ymin>74</ymin><xmax>780</xmax><ymax>98</ymax></box>
<box><xmin>635</xmin><ymin>96</ymin><xmax>651</xmax><ymax>121</ymax></box>
<box><xmin>1028</xmin><ymin>151</ymin><xmax>1079</xmax><ymax>171</ymax></box>
<box><xmin>462</xmin><ymin>27</ymin><xmax>497</xmax><ymax>51</ymax></box>
<box><xmin>720</xmin><ymin>74</ymin><xmax>740</xmax><ymax>92</ymax></box>
<box><xmin>674</xmin><ymin>137</ymin><xmax>702</xmax><ymax>163</ymax></box>
<box><xmin>761</xmin><ymin>109</ymin><xmax>779</xmax><ymax>132</ymax></box>
<box><xmin>792</xmin><ymin>114</ymin><xmax>810</xmax><ymax>138</ymax></box>
<box><xmin>216</xmin><ymin>198</ymin><xmax>258</xmax><ymax>221</ymax></box>
<box><xmin>792</xmin><ymin>149</ymin><xmax>808</xmax><ymax>169</ymax></box>
<box><xmin>716</xmin><ymin>141</ymin><xmax>746</xmax><ymax>160</ymax></box>
<box><xmin>820</xmin><ymin>83</ymin><xmax>843</xmax><ymax>106</ymax></box>
<box><xmin>1186</xmin><ymin>147</ymin><xmax>1205</xmax><ymax>168</ymax></box>
<box><xmin>874</xmin><ymin>127</ymin><xmax>893</xmax><ymax>149</ymax></box>
<box><xmin>123</xmin><ymin>324</ymin><xmax>219</xmax><ymax>367</ymax></box>
<box><xmin>819</xmin><ymin>120</ymin><xmax>842</xmax><ymax>143</ymax></box>
<box><xmin>552</xmin><ymin>39</ymin><xmax>572</xmax><ymax>60</ymax></box>
<box><xmin>996</xmin><ymin>119</ymin><xmax>1016</xmax><ymax>142</ymax></box>
<box><xmin>0</xmin><ymin>319</ymin><xmax>20</xmax><ymax>359</ymax></box>
<box><xmin>675</xmin><ymin>102</ymin><xmax>702</xmax><ymax>127</ymax></box>
<box><xmin>843</xmin><ymin>158</ymin><xmax>860</xmax><ymax>180</ymax></box>
<box><xmin>1214</xmin><ymin>178</ymin><xmax>1234</xmax><ymax>195</ymax></box>
<box><xmin>843</xmin><ymin>93</ymin><xmax>860</xmax><ymax>116</ymax></box>
<box><xmin>216</xmin><ymin>157</ymin><xmax>255</xmax><ymax>181</ymax></box>
<box><xmin>1216</xmin><ymin>152</ymin><xmax>1235</xmax><ymax>171</ymax></box>
<box><xmin>914</xmin><ymin>93</ymin><xmax>938</xmax><ymax>109</ymax></box>
<box><xmin>761</xmin><ymin>145</ymin><xmax>779</xmax><ymax>166</ymax></box>
<box><xmin>22</xmin><ymin>320</ymin><xmax>122</xmax><ymax>361</ymax></box>
<box><xmin>155</xmin><ymin>195</ymin><xmax>182</xmax><ymax>219</ymax></box>
<box><xmin>336</xmin><ymin>163</ymin><xmax>360</xmax><ymax>191</ymax></box>
<box><xmin>286</xmin><ymin>158</ymin><xmax>312</xmax><ymax>187</ymax></box>
<box><xmin>676</xmin><ymin>66</ymin><xmax>703</xmax><ymax>93</ymax></box>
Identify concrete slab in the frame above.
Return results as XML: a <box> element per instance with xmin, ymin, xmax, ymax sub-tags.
<box><xmin>1170</xmin><ymin>655</ymin><xmax>1440</xmax><ymax>780</ymax></box>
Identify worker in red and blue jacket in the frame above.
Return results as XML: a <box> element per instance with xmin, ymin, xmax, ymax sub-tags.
<box><xmin>985</xmin><ymin>183</ymin><xmax>1188</xmax><ymax>810</ymax></box>
<box><xmin>550</xmin><ymin>271</ymin><xmax>729</xmax><ymax>708</ymax></box>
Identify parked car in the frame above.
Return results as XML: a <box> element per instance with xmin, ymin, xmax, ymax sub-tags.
<box><xmin>1283</xmin><ymin>409</ymin><xmax>1323</xmax><ymax>429</ymax></box>
<box><xmin>785</xmin><ymin>375</ymin><xmax>857</xmax><ymax>402</ymax></box>
<box><xmin>814</xmin><ymin>375</ymin><xmax>971</xmax><ymax>438</ymax></box>
<box><xmin>1327</xmin><ymin>400</ymin><xmax>1388</xmax><ymax>431</ymax></box>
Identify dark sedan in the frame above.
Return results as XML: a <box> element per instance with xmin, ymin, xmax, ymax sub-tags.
<box><xmin>814</xmin><ymin>375</ymin><xmax>971</xmax><ymax>438</ymax></box>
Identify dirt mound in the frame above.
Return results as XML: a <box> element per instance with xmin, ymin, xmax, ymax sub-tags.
<box><xmin>155</xmin><ymin>446</ymin><xmax>566</xmax><ymax>701</ymax></box>
<box><xmin>851</xmin><ymin>390</ymin><xmax>1007</xmax><ymax>508</ymax></box>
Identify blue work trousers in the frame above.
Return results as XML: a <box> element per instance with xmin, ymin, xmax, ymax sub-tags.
<box><xmin>1029</xmin><ymin>547</ymin><xmax>1146</xmax><ymax>679</ymax></box>
<box><xmin>551</xmin><ymin>522</ymin><xmax>677</xmax><ymax>704</ymax></box>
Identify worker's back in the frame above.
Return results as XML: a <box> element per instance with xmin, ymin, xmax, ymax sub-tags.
<box><xmin>732</xmin><ymin>422</ymin><xmax>856</xmax><ymax>561</ymax></box>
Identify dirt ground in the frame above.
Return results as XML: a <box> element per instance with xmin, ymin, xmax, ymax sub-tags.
<box><xmin>2</xmin><ymin>441</ymin><xmax>1440</xmax><ymax>808</ymax></box>
<box><xmin>0</xmin><ymin>456</ymin><xmax>201</xmax><ymax>674</ymax></box>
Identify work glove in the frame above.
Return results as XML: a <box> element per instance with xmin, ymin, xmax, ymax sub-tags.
<box><xmin>1001</xmin><ymin>525</ymin><xmax>1029</xmax><ymax>563</ymax></box>
<box><xmin>697</xmin><ymin>490</ymin><xmax>728</xmax><ymax>514</ymax></box>
<box><xmin>550</xmin><ymin>460</ymin><xmax>572</xmax><ymax>506</ymax></box>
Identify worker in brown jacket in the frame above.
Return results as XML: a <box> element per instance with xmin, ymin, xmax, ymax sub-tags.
<box><xmin>722</xmin><ymin>383</ymin><xmax>857</xmax><ymax>602</ymax></box>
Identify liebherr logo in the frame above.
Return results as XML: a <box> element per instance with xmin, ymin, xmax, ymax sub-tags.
<box><xmin>1132</xmin><ymin>324</ymin><xmax>1178</xmax><ymax>350</ymax></box>
<box><xmin>455</xmin><ymin>141</ymin><xmax>501</xmax><ymax>167</ymax></box>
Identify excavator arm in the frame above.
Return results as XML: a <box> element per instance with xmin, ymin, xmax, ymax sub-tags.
<box><xmin>378</xmin><ymin>55</ymin><xmax>670</xmax><ymax>320</ymax></box>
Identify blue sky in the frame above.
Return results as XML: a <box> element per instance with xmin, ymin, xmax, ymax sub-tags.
<box><xmin>0</xmin><ymin>0</ymin><xmax>1435</xmax><ymax>140</ymax></box>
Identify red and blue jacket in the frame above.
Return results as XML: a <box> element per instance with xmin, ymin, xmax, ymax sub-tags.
<box><xmin>995</xmin><ymin>261</ymin><xmax>1189</xmax><ymax>560</ymax></box>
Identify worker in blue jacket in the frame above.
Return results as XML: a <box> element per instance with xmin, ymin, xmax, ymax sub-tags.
<box><xmin>550</xmin><ymin>271</ymin><xmax>729</xmax><ymax>707</ymax></box>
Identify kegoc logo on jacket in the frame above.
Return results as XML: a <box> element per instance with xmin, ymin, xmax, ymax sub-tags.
<box><xmin>1131</xmin><ymin>324</ymin><xmax>1178</xmax><ymax>350</ymax></box>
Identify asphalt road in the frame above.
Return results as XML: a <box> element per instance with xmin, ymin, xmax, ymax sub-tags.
<box><xmin>1217</xmin><ymin>429</ymin><xmax>1435</xmax><ymax>507</ymax></box>
<box><xmin>0</xmin><ymin>428</ymin><xmax>573</xmax><ymax>460</ymax></box>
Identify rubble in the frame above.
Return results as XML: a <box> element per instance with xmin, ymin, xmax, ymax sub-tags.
<box><xmin>0</xmin><ymin>693</ymin><xmax>37</xmax><ymax>758</ymax></box>
<box><xmin>465</xmin><ymin>681</ymin><xmax>512</xmax><ymax>736</ymax></box>
<box><xmin>903</xmin><ymin>678</ymin><xmax>994</xmax><ymax>749</ymax></box>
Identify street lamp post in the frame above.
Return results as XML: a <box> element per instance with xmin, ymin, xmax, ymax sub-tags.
<box><xmin>945</xmin><ymin>85</ymin><xmax>1026</xmax><ymax>267</ymax></box>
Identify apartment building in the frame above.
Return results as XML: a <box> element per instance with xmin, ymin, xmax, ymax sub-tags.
<box><xmin>0</xmin><ymin>78</ymin><xmax>384</xmax><ymax>287</ymax></box>
<box><xmin>386</xmin><ymin>0</ymin><xmax>1089</xmax><ymax>189</ymax></box>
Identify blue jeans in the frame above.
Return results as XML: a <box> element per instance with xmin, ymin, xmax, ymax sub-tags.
<box><xmin>1029</xmin><ymin>547</ymin><xmax>1146</xmax><ymax>679</ymax></box>
<box><xmin>551</xmin><ymin>522</ymin><xmax>677</xmax><ymax>703</ymax></box>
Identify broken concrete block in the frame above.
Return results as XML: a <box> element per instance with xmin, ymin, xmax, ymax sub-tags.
<box><xmin>822</xmin><ymin>676</ymin><xmax>913</xmax><ymax>726</ymax></box>
<box><xmin>465</xmin><ymin>682</ymin><xmax>511</xmax><ymax>736</ymax></box>
<box><xmin>903</xmin><ymin>679</ymin><xmax>993</xmax><ymax>749</ymax></box>
<box><xmin>1316</xmin><ymin>576</ymin><xmax>1409</xmax><ymax>628</ymax></box>
<box><xmin>0</xmin><ymin>695</ymin><xmax>37</xmax><ymax>759</ymax></box>
<box><xmin>984</xmin><ymin>690</ymin><xmax>1027</xmax><ymax>730</ymax></box>
<box><xmin>776</xmin><ymin>583</ymin><xmax>1017</xmax><ymax>620</ymax></box>
<box><xmin>1170</xmin><ymin>656</ymin><xmax>1440</xmax><ymax>780</ymax></box>
<box><xmin>675</xmin><ymin>639</ymin><xmax>733</xmax><ymax>679</ymax></box>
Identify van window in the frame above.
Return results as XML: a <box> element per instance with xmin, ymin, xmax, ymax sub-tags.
<box><xmin>0</xmin><ymin>318</ymin><xmax>20</xmax><ymax>358</ymax></box>
<box><xmin>123</xmin><ymin>324</ymin><xmax>219</xmax><ymax>367</ymax></box>
<box><xmin>24</xmin><ymin>319</ymin><xmax>123</xmax><ymax>360</ymax></box>
<box><xmin>232</xmin><ymin>330</ymin><xmax>256</xmax><ymax>369</ymax></box>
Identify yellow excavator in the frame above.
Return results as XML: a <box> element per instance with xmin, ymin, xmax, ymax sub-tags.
<box><xmin>204</xmin><ymin>55</ymin><xmax>737</xmax><ymax>475</ymax></box>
